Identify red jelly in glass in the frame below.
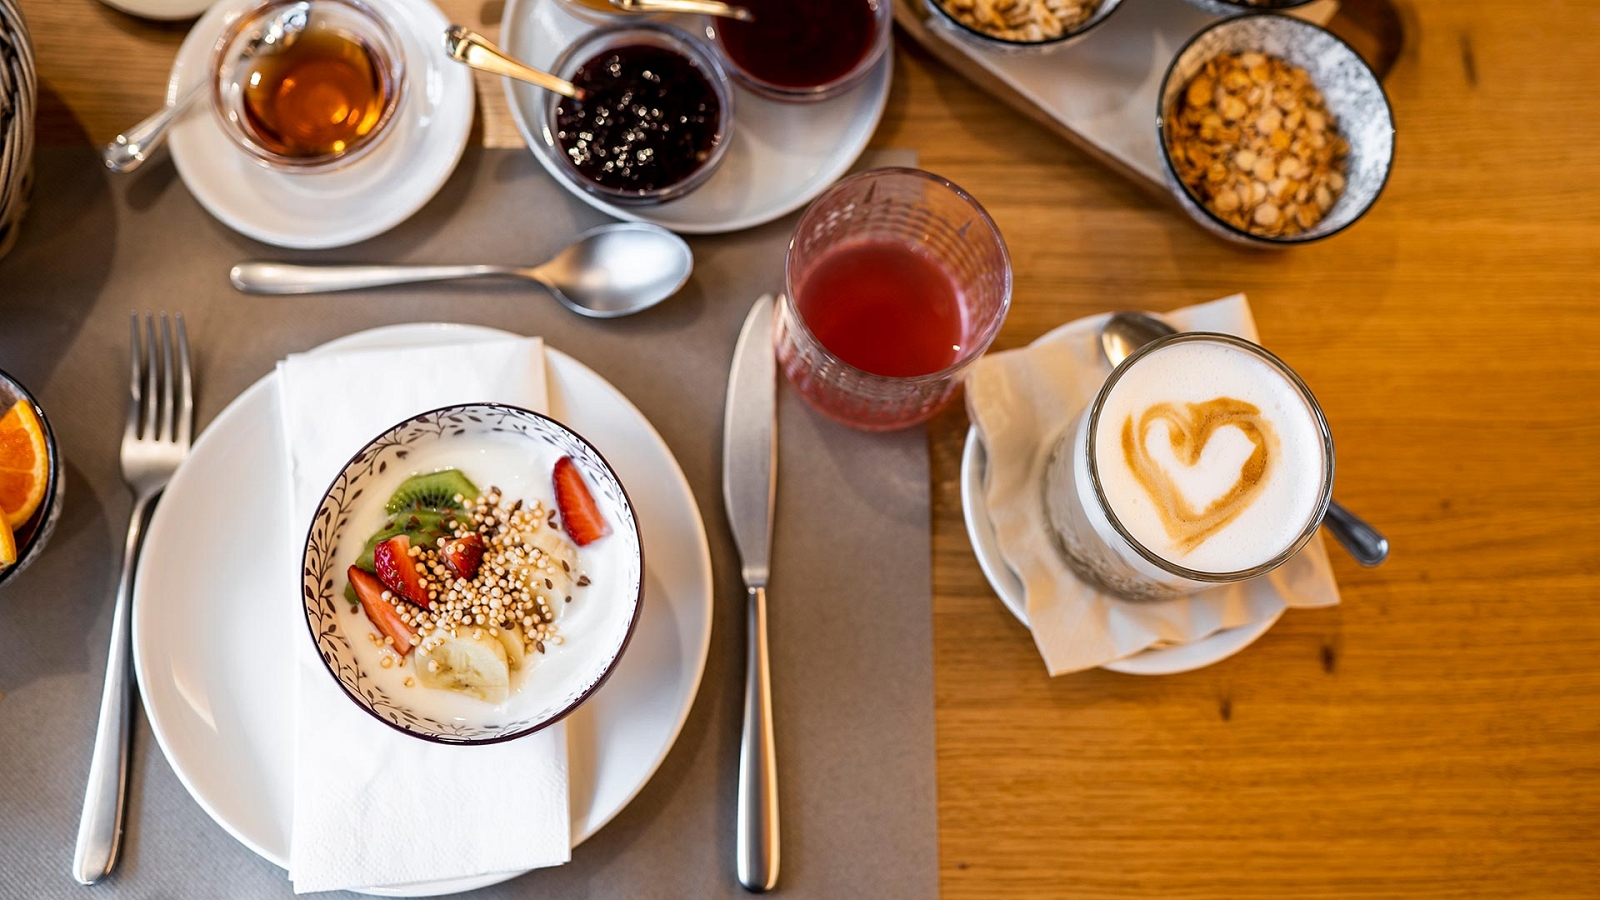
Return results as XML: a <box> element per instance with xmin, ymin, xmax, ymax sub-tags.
<box><xmin>717</xmin><ymin>0</ymin><xmax>879</xmax><ymax>95</ymax></box>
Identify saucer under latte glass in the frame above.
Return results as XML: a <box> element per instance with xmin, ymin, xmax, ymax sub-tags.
<box><xmin>1043</xmin><ymin>332</ymin><xmax>1334</xmax><ymax>601</ymax></box>
<box><xmin>212</xmin><ymin>0</ymin><xmax>406</xmax><ymax>172</ymax></box>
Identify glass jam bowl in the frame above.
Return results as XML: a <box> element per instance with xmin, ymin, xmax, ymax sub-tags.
<box><xmin>541</xmin><ymin>23</ymin><xmax>733</xmax><ymax>206</ymax></box>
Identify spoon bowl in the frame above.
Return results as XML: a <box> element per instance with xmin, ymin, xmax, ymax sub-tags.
<box><xmin>228</xmin><ymin>222</ymin><xmax>694</xmax><ymax>319</ymax></box>
<box><xmin>1097</xmin><ymin>310</ymin><xmax>1389</xmax><ymax>567</ymax></box>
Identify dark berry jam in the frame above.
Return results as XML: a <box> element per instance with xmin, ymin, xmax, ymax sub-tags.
<box><xmin>717</xmin><ymin>0</ymin><xmax>877</xmax><ymax>91</ymax></box>
<box><xmin>554</xmin><ymin>43</ymin><xmax>723</xmax><ymax>195</ymax></box>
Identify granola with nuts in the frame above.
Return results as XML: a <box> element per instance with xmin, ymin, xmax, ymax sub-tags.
<box><xmin>1166</xmin><ymin>52</ymin><xmax>1350</xmax><ymax>238</ymax></box>
<box><xmin>938</xmin><ymin>0</ymin><xmax>1102</xmax><ymax>43</ymax></box>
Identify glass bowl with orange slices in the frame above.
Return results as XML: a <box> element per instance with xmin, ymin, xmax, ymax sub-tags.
<box><xmin>0</xmin><ymin>368</ymin><xmax>61</xmax><ymax>589</ymax></box>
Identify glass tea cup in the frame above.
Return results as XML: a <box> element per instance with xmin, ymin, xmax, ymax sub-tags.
<box><xmin>775</xmin><ymin>167</ymin><xmax>1013</xmax><ymax>431</ymax></box>
<box><xmin>1041</xmin><ymin>332</ymin><xmax>1334</xmax><ymax>601</ymax></box>
<box><xmin>212</xmin><ymin>0</ymin><xmax>407</xmax><ymax>172</ymax></box>
<box><xmin>0</xmin><ymin>369</ymin><xmax>63</xmax><ymax>592</ymax></box>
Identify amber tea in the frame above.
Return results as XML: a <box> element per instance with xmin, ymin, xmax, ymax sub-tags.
<box><xmin>239</xmin><ymin>27</ymin><xmax>392</xmax><ymax>159</ymax></box>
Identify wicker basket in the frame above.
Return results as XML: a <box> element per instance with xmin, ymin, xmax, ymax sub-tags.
<box><xmin>0</xmin><ymin>0</ymin><xmax>34</xmax><ymax>258</ymax></box>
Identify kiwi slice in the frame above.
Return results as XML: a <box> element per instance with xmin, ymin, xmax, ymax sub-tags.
<box><xmin>385</xmin><ymin>469</ymin><xmax>479</xmax><ymax>515</ymax></box>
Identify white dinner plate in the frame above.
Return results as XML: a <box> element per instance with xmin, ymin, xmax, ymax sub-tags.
<box><xmin>958</xmin><ymin>314</ymin><xmax>1282</xmax><ymax>676</ymax></box>
<box><xmin>500</xmin><ymin>0</ymin><xmax>892</xmax><ymax>234</ymax></box>
<box><xmin>132</xmin><ymin>324</ymin><xmax>714</xmax><ymax>896</ymax></box>
<box><xmin>166</xmin><ymin>0</ymin><xmax>475</xmax><ymax>249</ymax></box>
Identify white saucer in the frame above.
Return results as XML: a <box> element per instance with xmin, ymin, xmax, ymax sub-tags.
<box><xmin>500</xmin><ymin>0</ymin><xmax>892</xmax><ymax>234</ymax></box>
<box><xmin>132</xmin><ymin>324</ymin><xmax>714</xmax><ymax>896</ymax></box>
<box><xmin>166</xmin><ymin>0</ymin><xmax>475</xmax><ymax>249</ymax></box>
<box><xmin>97</xmin><ymin>0</ymin><xmax>213</xmax><ymax>21</ymax></box>
<box><xmin>960</xmin><ymin>426</ymin><xmax>1279</xmax><ymax>675</ymax></box>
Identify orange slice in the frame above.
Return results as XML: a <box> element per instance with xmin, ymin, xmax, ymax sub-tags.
<box><xmin>0</xmin><ymin>400</ymin><xmax>49</xmax><ymax>529</ymax></box>
<box><xmin>0</xmin><ymin>514</ymin><xmax>14</xmax><ymax>569</ymax></box>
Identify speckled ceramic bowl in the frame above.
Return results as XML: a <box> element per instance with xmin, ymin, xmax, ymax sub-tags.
<box><xmin>1182</xmin><ymin>0</ymin><xmax>1316</xmax><ymax>15</ymax></box>
<box><xmin>923</xmin><ymin>0</ymin><xmax>1125</xmax><ymax>54</ymax></box>
<box><xmin>1156</xmin><ymin>13</ymin><xmax>1395</xmax><ymax>246</ymax></box>
<box><xmin>0</xmin><ymin>369</ymin><xmax>62</xmax><ymax>593</ymax></box>
<box><xmin>301</xmin><ymin>403</ymin><xmax>644</xmax><ymax>744</ymax></box>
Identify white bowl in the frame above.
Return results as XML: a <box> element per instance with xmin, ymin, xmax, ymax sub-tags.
<box><xmin>300</xmin><ymin>403</ymin><xmax>644</xmax><ymax>744</ymax></box>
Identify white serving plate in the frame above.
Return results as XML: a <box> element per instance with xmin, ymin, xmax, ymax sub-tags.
<box><xmin>500</xmin><ymin>0</ymin><xmax>892</xmax><ymax>234</ymax></box>
<box><xmin>132</xmin><ymin>323</ymin><xmax>713</xmax><ymax>896</ymax></box>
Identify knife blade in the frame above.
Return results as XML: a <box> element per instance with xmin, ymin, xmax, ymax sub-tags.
<box><xmin>722</xmin><ymin>293</ymin><xmax>779</xmax><ymax>892</ymax></box>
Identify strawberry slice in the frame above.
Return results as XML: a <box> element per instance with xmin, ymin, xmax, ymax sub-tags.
<box><xmin>348</xmin><ymin>566</ymin><xmax>414</xmax><ymax>656</ymax></box>
<box><xmin>442</xmin><ymin>533</ymin><xmax>484</xmax><ymax>580</ymax></box>
<box><xmin>553</xmin><ymin>456</ymin><xmax>612</xmax><ymax>546</ymax></box>
<box><xmin>373</xmin><ymin>534</ymin><xmax>433</xmax><ymax>609</ymax></box>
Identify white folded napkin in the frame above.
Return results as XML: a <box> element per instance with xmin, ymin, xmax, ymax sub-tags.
<box><xmin>277</xmin><ymin>337</ymin><xmax>571</xmax><ymax>894</ymax></box>
<box><xmin>966</xmin><ymin>295</ymin><xmax>1340</xmax><ymax>676</ymax></box>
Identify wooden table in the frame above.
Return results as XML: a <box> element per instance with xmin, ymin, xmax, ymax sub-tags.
<box><xmin>17</xmin><ymin>0</ymin><xmax>1600</xmax><ymax>896</ymax></box>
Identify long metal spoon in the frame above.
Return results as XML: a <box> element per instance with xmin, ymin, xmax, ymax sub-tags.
<box><xmin>1099</xmin><ymin>311</ymin><xmax>1390</xmax><ymax>567</ymax></box>
<box><xmin>229</xmin><ymin>222</ymin><xmax>693</xmax><ymax>318</ymax></box>
<box><xmin>609</xmin><ymin>0</ymin><xmax>755</xmax><ymax>21</ymax></box>
<box><xmin>102</xmin><ymin>1</ymin><xmax>310</xmax><ymax>173</ymax></box>
<box><xmin>443</xmin><ymin>26</ymin><xmax>583</xmax><ymax>99</ymax></box>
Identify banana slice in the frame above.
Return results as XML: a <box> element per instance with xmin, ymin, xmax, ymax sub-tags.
<box><xmin>495</xmin><ymin>624</ymin><xmax>527</xmax><ymax>671</ymax></box>
<box><xmin>416</xmin><ymin>630</ymin><xmax>511</xmax><ymax>703</ymax></box>
<box><xmin>521</xmin><ymin>525</ymin><xmax>577</xmax><ymax>621</ymax></box>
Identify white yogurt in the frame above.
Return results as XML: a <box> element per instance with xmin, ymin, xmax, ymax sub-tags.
<box><xmin>334</xmin><ymin>433</ymin><xmax>635</xmax><ymax>727</ymax></box>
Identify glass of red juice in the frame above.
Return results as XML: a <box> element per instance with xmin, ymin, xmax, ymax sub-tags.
<box><xmin>777</xmin><ymin>167</ymin><xmax>1012</xmax><ymax>431</ymax></box>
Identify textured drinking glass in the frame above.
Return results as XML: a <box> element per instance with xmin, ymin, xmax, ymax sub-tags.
<box><xmin>1042</xmin><ymin>333</ymin><xmax>1334</xmax><ymax>601</ymax></box>
<box><xmin>776</xmin><ymin>167</ymin><xmax>1012</xmax><ymax>431</ymax></box>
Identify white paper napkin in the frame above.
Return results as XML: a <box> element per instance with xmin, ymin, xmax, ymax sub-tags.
<box><xmin>277</xmin><ymin>337</ymin><xmax>571</xmax><ymax>894</ymax></box>
<box><xmin>966</xmin><ymin>295</ymin><xmax>1340</xmax><ymax>676</ymax></box>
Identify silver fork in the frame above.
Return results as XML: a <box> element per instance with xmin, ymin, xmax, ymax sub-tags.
<box><xmin>72</xmin><ymin>313</ymin><xmax>193</xmax><ymax>885</ymax></box>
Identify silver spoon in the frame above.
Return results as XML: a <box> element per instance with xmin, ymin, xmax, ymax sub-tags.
<box><xmin>608</xmin><ymin>0</ymin><xmax>755</xmax><ymax>22</ymax></box>
<box><xmin>443</xmin><ymin>26</ymin><xmax>583</xmax><ymax>99</ymax></box>
<box><xmin>103</xmin><ymin>1</ymin><xmax>311</xmax><ymax>173</ymax></box>
<box><xmin>228</xmin><ymin>222</ymin><xmax>693</xmax><ymax>318</ymax></box>
<box><xmin>1100</xmin><ymin>311</ymin><xmax>1390</xmax><ymax>567</ymax></box>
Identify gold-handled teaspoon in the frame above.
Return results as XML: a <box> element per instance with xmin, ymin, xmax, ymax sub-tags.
<box><xmin>443</xmin><ymin>26</ymin><xmax>584</xmax><ymax>100</ymax></box>
<box><xmin>608</xmin><ymin>0</ymin><xmax>755</xmax><ymax>21</ymax></box>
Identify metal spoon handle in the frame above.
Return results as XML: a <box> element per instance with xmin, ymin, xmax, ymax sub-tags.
<box><xmin>614</xmin><ymin>0</ymin><xmax>755</xmax><ymax>21</ymax></box>
<box><xmin>229</xmin><ymin>262</ymin><xmax>524</xmax><ymax>294</ymax></box>
<box><xmin>1323</xmin><ymin>500</ymin><xmax>1389</xmax><ymax>567</ymax></box>
<box><xmin>103</xmin><ymin>83</ymin><xmax>205</xmax><ymax>173</ymax></box>
<box><xmin>443</xmin><ymin>26</ymin><xmax>582</xmax><ymax>99</ymax></box>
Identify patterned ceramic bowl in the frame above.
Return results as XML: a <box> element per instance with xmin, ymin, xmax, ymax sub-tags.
<box><xmin>1182</xmin><ymin>0</ymin><xmax>1316</xmax><ymax>15</ymax></box>
<box><xmin>1156</xmin><ymin>13</ymin><xmax>1395</xmax><ymax>246</ymax></box>
<box><xmin>0</xmin><ymin>368</ymin><xmax>62</xmax><ymax>592</ymax></box>
<box><xmin>301</xmin><ymin>403</ymin><xmax>643</xmax><ymax>744</ymax></box>
<box><xmin>922</xmin><ymin>0</ymin><xmax>1125</xmax><ymax>54</ymax></box>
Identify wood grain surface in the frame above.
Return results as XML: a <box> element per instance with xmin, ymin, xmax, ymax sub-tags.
<box><xmin>16</xmin><ymin>0</ymin><xmax>1600</xmax><ymax>896</ymax></box>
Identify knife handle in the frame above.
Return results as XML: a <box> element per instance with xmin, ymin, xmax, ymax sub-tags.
<box><xmin>737</xmin><ymin>584</ymin><xmax>779</xmax><ymax>892</ymax></box>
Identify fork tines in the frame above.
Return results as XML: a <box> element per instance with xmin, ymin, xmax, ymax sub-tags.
<box><xmin>126</xmin><ymin>312</ymin><xmax>193</xmax><ymax>449</ymax></box>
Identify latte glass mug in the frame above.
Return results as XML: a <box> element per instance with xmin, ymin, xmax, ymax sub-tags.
<box><xmin>1042</xmin><ymin>332</ymin><xmax>1334</xmax><ymax>602</ymax></box>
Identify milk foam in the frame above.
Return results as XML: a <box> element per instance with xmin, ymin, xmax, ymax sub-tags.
<box><xmin>1093</xmin><ymin>339</ymin><xmax>1325</xmax><ymax>574</ymax></box>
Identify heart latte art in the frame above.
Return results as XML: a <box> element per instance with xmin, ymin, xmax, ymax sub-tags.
<box><xmin>1077</xmin><ymin>336</ymin><xmax>1330</xmax><ymax>578</ymax></box>
<box><xmin>1120</xmin><ymin>397</ymin><xmax>1276</xmax><ymax>553</ymax></box>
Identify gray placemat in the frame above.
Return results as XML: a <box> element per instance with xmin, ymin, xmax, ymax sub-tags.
<box><xmin>0</xmin><ymin>147</ymin><xmax>936</xmax><ymax>899</ymax></box>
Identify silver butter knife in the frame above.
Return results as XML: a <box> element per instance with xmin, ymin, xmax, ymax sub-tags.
<box><xmin>723</xmin><ymin>294</ymin><xmax>780</xmax><ymax>892</ymax></box>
